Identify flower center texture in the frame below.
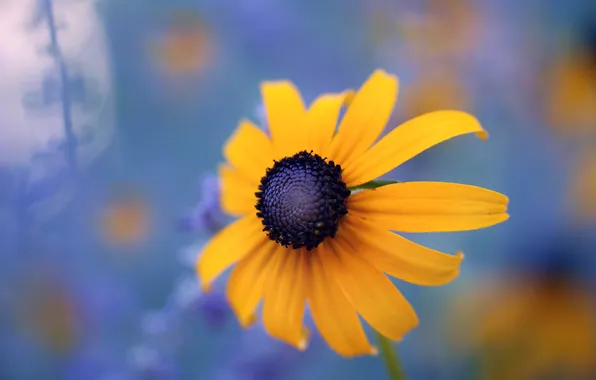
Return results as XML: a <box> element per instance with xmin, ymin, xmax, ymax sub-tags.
<box><xmin>255</xmin><ymin>151</ymin><xmax>351</xmax><ymax>251</ymax></box>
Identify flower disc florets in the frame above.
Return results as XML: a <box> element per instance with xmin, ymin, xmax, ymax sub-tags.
<box><xmin>255</xmin><ymin>151</ymin><xmax>351</xmax><ymax>250</ymax></box>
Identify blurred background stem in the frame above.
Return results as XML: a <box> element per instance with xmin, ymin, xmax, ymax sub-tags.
<box><xmin>375</xmin><ymin>331</ymin><xmax>405</xmax><ymax>380</ymax></box>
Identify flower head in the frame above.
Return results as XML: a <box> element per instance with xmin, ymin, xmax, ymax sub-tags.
<box><xmin>255</xmin><ymin>150</ymin><xmax>350</xmax><ymax>250</ymax></box>
<box><xmin>196</xmin><ymin>70</ymin><xmax>509</xmax><ymax>357</ymax></box>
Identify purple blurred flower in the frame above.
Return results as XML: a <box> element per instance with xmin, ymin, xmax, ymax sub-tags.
<box><xmin>141</xmin><ymin>311</ymin><xmax>174</xmax><ymax>338</ymax></box>
<box><xmin>178</xmin><ymin>174</ymin><xmax>227</xmax><ymax>234</ymax></box>
<box><xmin>168</xmin><ymin>274</ymin><xmax>232</xmax><ymax>330</ymax></box>
<box><xmin>127</xmin><ymin>345</ymin><xmax>180</xmax><ymax>380</ymax></box>
<box><xmin>179</xmin><ymin>103</ymin><xmax>271</xmax><ymax>236</ymax></box>
<box><xmin>208</xmin><ymin>322</ymin><xmax>321</xmax><ymax>380</ymax></box>
<box><xmin>123</xmin><ymin>236</ymin><xmax>234</xmax><ymax>378</ymax></box>
<box><xmin>176</xmin><ymin>241</ymin><xmax>204</xmax><ymax>269</ymax></box>
<box><xmin>175</xmin><ymin>239</ymin><xmax>234</xmax><ymax>329</ymax></box>
<box><xmin>196</xmin><ymin>289</ymin><xmax>231</xmax><ymax>330</ymax></box>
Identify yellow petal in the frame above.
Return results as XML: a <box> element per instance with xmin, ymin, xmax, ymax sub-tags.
<box><xmin>340</xmin><ymin>215</ymin><xmax>463</xmax><ymax>286</ymax></box>
<box><xmin>227</xmin><ymin>243</ymin><xmax>278</xmax><ymax>327</ymax></box>
<box><xmin>219</xmin><ymin>165</ymin><xmax>257</xmax><ymax>216</ymax></box>
<box><xmin>570</xmin><ymin>148</ymin><xmax>596</xmax><ymax>222</ymax></box>
<box><xmin>224</xmin><ymin>119</ymin><xmax>274</xmax><ymax>184</ymax></box>
<box><xmin>196</xmin><ymin>214</ymin><xmax>267</xmax><ymax>289</ymax></box>
<box><xmin>260</xmin><ymin>80</ymin><xmax>307</xmax><ymax>159</ymax></box>
<box><xmin>263</xmin><ymin>249</ymin><xmax>309</xmax><ymax>349</ymax></box>
<box><xmin>308</xmin><ymin>245</ymin><xmax>377</xmax><ymax>357</ymax></box>
<box><xmin>348</xmin><ymin>182</ymin><xmax>509</xmax><ymax>232</ymax></box>
<box><xmin>328</xmin><ymin>70</ymin><xmax>398</xmax><ymax>168</ymax></box>
<box><xmin>342</xmin><ymin>111</ymin><xmax>487</xmax><ymax>187</ymax></box>
<box><xmin>305</xmin><ymin>90</ymin><xmax>355</xmax><ymax>157</ymax></box>
<box><xmin>475</xmin><ymin>286</ymin><xmax>530</xmax><ymax>343</ymax></box>
<box><xmin>324</xmin><ymin>237</ymin><xmax>419</xmax><ymax>341</ymax></box>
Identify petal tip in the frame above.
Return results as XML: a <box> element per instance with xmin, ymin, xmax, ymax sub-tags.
<box><xmin>342</xmin><ymin>90</ymin><xmax>356</xmax><ymax>107</ymax></box>
<box><xmin>369</xmin><ymin>346</ymin><xmax>379</xmax><ymax>356</ymax></box>
<box><xmin>476</xmin><ymin>130</ymin><xmax>489</xmax><ymax>141</ymax></box>
<box><xmin>196</xmin><ymin>258</ymin><xmax>211</xmax><ymax>290</ymax></box>
<box><xmin>239</xmin><ymin>312</ymin><xmax>257</xmax><ymax>328</ymax></box>
<box><xmin>368</xmin><ymin>69</ymin><xmax>399</xmax><ymax>91</ymax></box>
<box><xmin>260</xmin><ymin>79</ymin><xmax>298</xmax><ymax>93</ymax></box>
<box><xmin>294</xmin><ymin>326</ymin><xmax>311</xmax><ymax>351</ymax></box>
<box><xmin>259</xmin><ymin>79</ymin><xmax>280</xmax><ymax>87</ymax></box>
<box><xmin>372</xmin><ymin>68</ymin><xmax>396</xmax><ymax>78</ymax></box>
<box><xmin>237</xmin><ymin>118</ymin><xmax>255</xmax><ymax>130</ymax></box>
<box><xmin>200</xmin><ymin>281</ymin><xmax>212</xmax><ymax>293</ymax></box>
<box><xmin>371</xmin><ymin>68</ymin><xmax>389</xmax><ymax>76</ymax></box>
<box><xmin>297</xmin><ymin>338</ymin><xmax>309</xmax><ymax>351</ymax></box>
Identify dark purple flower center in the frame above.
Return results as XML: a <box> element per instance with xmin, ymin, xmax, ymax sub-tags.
<box><xmin>255</xmin><ymin>151</ymin><xmax>350</xmax><ymax>251</ymax></box>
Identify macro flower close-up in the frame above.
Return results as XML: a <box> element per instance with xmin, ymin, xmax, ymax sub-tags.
<box><xmin>197</xmin><ymin>69</ymin><xmax>510</xmax><ymax>356</ymax></box>
<box><xmin>5</xmin><ymin>1</ymin><xmax>595</xmax><ymax>379</ymax></box>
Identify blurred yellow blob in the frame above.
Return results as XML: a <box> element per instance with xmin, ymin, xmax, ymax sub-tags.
<box><xmin>100</xmin><ymin>194</ymin><xmax>150</xmax><ymax>247</ymax></box>
<box><xmin>450</xmin><ymin>277</ymin><xmax>596</xmax><ymax>379</ymax></box>
<box><xmin>152</xmin><ymin>10</ymin><xmax>212</xmax><ymax>77</ymax></box>
<box><xmin>15</xmin><ymin>276</ymin><xmax>80</xmax><ymax>354</ymax></box>
<box><xmin>570</xmin><ymin>147</ymin><xmax>596</xmax><ymax>222</ymax></box>
<box><xmin>369</xmin><ymin>11</ymin><xmax>393</xmax><ymax>46</ymax></box>
<box><xmin>371</xmin><ymin>0</ymin><xmax>482</xmax><ymax>62</ymax></box>
<box><xmin>545</xmin><ymin>53</ymin><xmax>596</xmax><ymax>137</ymax></box>
<box><xmin>402</xmin><ymin>71</ymin><xmax>470</xmax><ymax>119</ymax></box>
<box><xmin>419</xmin><ymin>0</ymin><xmax>482</xmax><ymax>60</ymax></box>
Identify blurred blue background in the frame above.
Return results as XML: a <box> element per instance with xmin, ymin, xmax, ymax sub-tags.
<box><xmin>1</xmin><ymin>0</ymin><xmax>595</xmax><ymax>379</ymax></box>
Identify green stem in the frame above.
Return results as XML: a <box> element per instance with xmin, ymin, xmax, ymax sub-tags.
<box><xmin>375</xmin><ymin>331</ymin><xmax>405</xmax><ymax>380</ymax></box>
<box><xmin>348</xmin><ymin>179</ymin><xmax>399</xmax><ymax>193</ymax></box>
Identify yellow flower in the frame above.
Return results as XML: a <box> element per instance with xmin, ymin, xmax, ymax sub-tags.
<box><xmin>452</xmin><ymin>278</ymin><xmax>596</xmax><ymax>379</ymax></box>
<box><xmin>100</xmin><ymin>194</ymin><xmax>151</xmax><ymax>248</ymax></box>
<box><xmin>196</xmin><ymin>70</ymin><xmax>509</xmax><ymax>357</ymax></box>
<box><xmin>570</xmin><ymin>146</ymin><xmax>596</xmax><ymax>222</ymax></box>
<box><xmin>373</xmin><ymin>0</ymin><xmax>482</xmax><ymax>63</ymax></box>
<box><xmin>152</xmin><ymin>11</ymin><xmax>211</xmax><ymax>77</ymax></box>
<box><xmin>545</xmin><ymin>53</ymin><xmax>596</xmax><ymax>137</ymax></box>
<box><xmin>402</xmin><ymin>69</ymin><xmax>470</xmax><ymax>119</ymax></box>
<box><xmin>16</xmin><ymin>275</ymin><xmax>80</xmax><ymax>354</ymax></box>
